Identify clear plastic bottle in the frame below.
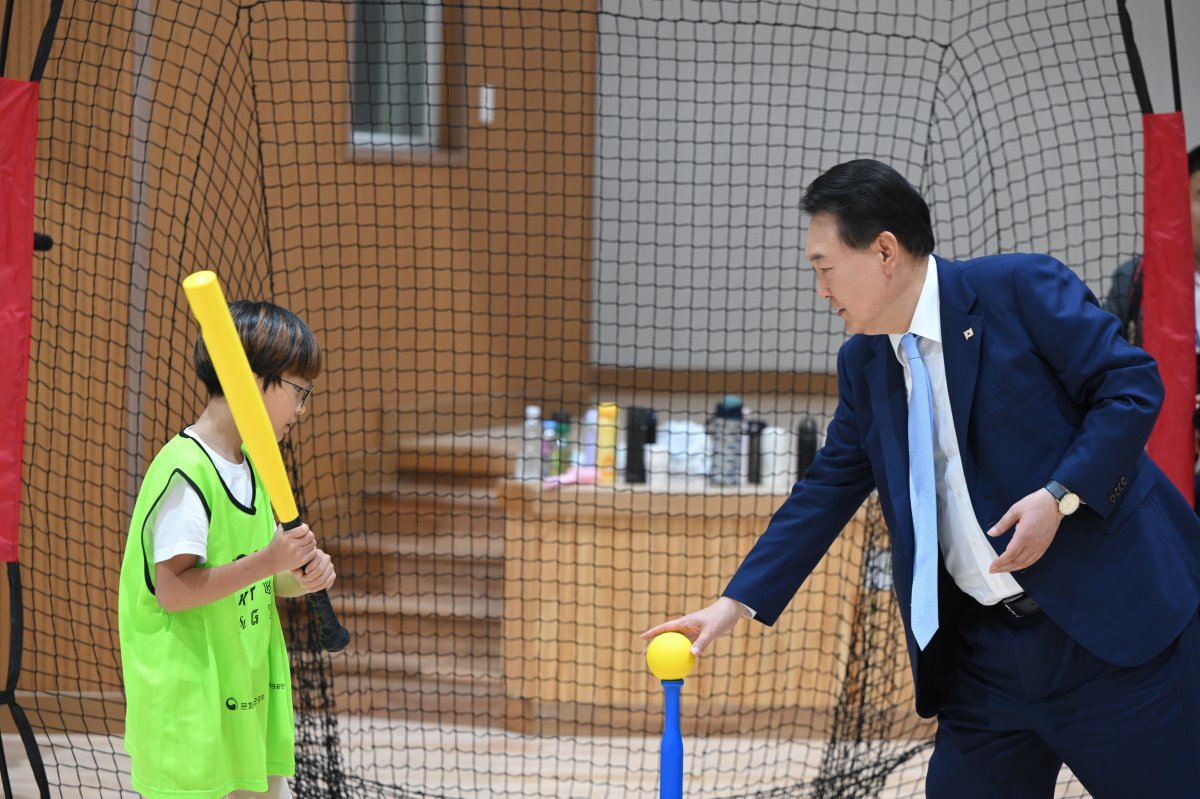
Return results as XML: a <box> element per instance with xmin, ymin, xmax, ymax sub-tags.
<box><xmin>760</xmin><ymin>426</ymin><xmax>792</xmax><ymax>492</ymax></box>
<box><xmin>577</xmin><ymin>407</ymin><xmax>599</xmax><ymax>467</ymax></box>
<box><xmin>516</xmin><ymin>405</ymin><xmax>542</xmax><ymax>480</ymax></box>
<box><xmin>707</xmin><ymin>395</ymin><xmax>743</xmax><ymax>485</ymax></box>
<box><xmin>541</xmin><ymin>418</ymin><xmax>561</xmax><ymax>478</ymax></box>
<box><xmin>552</xmin><ymin>412</ymin><xmax>571</xmax><ymax>477</ymax></box>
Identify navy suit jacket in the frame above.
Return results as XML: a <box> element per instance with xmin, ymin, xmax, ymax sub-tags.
<box><xmin>724</xmin><ymin>254</ymin><xmax>1200</xmax><ymax>717</ymax></box>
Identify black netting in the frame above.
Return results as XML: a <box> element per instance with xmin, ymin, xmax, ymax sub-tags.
<box><xmin>16</xmin><ymin>0</ymin><xmax>1142</xmax><ymax>796</ymax></box>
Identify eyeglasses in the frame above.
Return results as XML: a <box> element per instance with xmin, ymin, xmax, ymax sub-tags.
<box><xmin>279</xmin><ymin>377</ymin><xmax>314</xmax><ymax>411</ymax></box>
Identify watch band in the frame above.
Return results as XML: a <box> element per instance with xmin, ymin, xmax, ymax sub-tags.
<box><xmin>1044</xmin><ymin>479</ymin><xmax>1070</xmax><ymax>501</ymax></box>
<box><xmin>1045</xmin><ymin>479</ymin><xmax>1081</xmax><ymax>515</ymax></box>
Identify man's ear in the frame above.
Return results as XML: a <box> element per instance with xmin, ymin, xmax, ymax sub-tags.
<box><xmin>875</xmin><ymin>230</ymin><xmax>900</xmax><ymax>273</ymax></box>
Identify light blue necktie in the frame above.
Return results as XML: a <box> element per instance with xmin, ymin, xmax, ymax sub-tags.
<box><xmin>900</xmin><ymin>333</ymin><xmax>939</xmax><ymax>650</ymax></box>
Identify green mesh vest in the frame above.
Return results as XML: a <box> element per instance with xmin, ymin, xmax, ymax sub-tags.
<box><xmin>118</xmin><ymin>432</ymin><xmax>295</xmax><ymax>798</ymax></box>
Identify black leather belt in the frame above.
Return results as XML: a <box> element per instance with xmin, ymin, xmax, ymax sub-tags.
<box><xmin>997</xmin><ymin>592</ymin><xmax>1041</xmax><ymax>620</ymax></box>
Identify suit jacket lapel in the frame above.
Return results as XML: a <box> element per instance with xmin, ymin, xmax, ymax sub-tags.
<box><xmin>937</xmin><ymin>257</ymin><xmax>983</xmax><ymax>488</ymax></box>
<box><xmin>869</xmin><ymin>336</ymin><xmax>915</xmax><ymax>555</ymax></box>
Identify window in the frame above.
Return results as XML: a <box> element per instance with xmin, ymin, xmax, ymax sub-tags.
<box><xmin>351</xmin><ymin>0</ymin><xmax>443</xmax><ymax>148</ymax></box>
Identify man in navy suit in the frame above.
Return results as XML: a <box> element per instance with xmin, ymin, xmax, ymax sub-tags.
<box><xmin>644</xmin><ymin>159</ymin><xmax>1200</xmax><ymax>797</ymax></box>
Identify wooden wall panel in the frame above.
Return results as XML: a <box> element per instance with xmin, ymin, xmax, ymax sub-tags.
<box><xmin>19</xmin><ymin>0</ymin><xmax>602</xmax><ymax>703</ymax></box>
<box><xmin>20</xmin><ymin>0</ymin><xmax>140</xmax><ymax>699</ymax></box>
<box><xmin>2</xmin><ymin>0</ymin><xmax>50</xmax><ymax>81</ymax></box>
<box><xmin>501</xmin><ymin>482</ymin><xmax>895</xmax><ymax>735</ymax></box>
<box><xmin>20</xmin><ymin>0</ymin><xmax>845</xmax><ymax>735</ymax></box>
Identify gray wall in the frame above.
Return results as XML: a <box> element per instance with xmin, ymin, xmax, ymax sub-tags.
<box><xmin>1128</xmin><ymin>0</ymin><xmax>1200</xmax><ymax>148</ymax></box>
<box><xmin>590</xmin><ymin>0</ymin><xmax>1189</xmax><ymax>373</ymax></box>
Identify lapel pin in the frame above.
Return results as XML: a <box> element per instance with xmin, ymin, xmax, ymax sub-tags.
<box><xmin>963</xmin><ymin>328</ymin><xmax>974</xmax><ymax>340</ymax></box>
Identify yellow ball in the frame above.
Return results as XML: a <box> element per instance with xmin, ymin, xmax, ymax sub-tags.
<box><xmin>646</xmin><ymin>632</ymin><xmax>696</xmax><ymax>680</ymax></box>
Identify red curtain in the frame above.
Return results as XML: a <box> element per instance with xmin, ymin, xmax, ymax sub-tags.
<box><xmin>1142</xmin><ymin>111</ymin><xmax>1195</xmax><ymax>504</ymax></box>
<box><xmin>0</xmin><ymin>77</ymin><xmax>38</xmax><ymax>563</ymax></box>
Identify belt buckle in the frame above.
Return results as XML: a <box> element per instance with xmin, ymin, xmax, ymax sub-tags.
<box><xmin>1001</xmin><ymin>593</ymin><xmax>1029</xmax><ymax>620</ymax></box>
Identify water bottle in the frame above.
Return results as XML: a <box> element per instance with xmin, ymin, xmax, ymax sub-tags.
<box><xmin>552</xmin><ymin>412</ymin><xmax>571</xmax><ymax>477</ymax></box>
<box><xmin>739</xmin><ymin>406</ymin><xmax>752</xmax><ymax>483</ymax></box>
<box><xmin>596</xmin><ymin>402</ymin><xmax>618</xmax><ymax>485</ymax></box>
<box><xmin>516</xmin><ymin>405</ymin><xmax>542</xmax><ymax>480</ymax></box>
<box><xmin>577</xmin><ymin>407</ymin><xmax>599</xmax><ymax>467</ymax></box>
<box><xmin>746</xmin><ymin>420</ymin><xmax>767</xmax><ymax>485</ymax></box>
<box><xmin>707</xmin><ymin>395</ymin><xmax>743</xmax><ymax>485</ymax></box>
<box><xmin>797</xmin><ymin>416</ymin><xmax>819</xmax><ymax>480</ymax></box>
<box><xmin>625</xmin><ymin>407</ymin><xmax>658</xmax><ymax>485</ymax></box>
<box><xmin>541</xmin><ymin>419</ymin><xmax>561</xmax><ymax>477</ymax></box>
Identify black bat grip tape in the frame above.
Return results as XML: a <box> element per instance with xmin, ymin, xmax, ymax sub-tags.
<box><xmin>283</xmin><ymin>517</ymin><xmax>351</xmax><ymax>652</ymax></box>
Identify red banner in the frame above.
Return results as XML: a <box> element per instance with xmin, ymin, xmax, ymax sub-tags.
<box><xmin>1142</xmin><ymin>112</ymin><xmax>1195</xmax><ymax>504</ymax></box>
<box><xmin>0</xmin><ymin>78</ymin><xmax>39</xmax><ymax>563</ymax></box>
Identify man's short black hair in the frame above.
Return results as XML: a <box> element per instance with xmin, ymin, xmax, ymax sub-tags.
<box><xmin>1189</xmin><ymin>145</ymin><xmax>1200</xmax><ymax>177</ymax></box>
<box><xmin>801</xmin><ymin>159</ymin><xmax>935</xmax><ymax>258</ymax></box>
<box><xmin>193</xmin><ymin>300</ymin><xmax>321</xmax><ymax>397</ymax></box>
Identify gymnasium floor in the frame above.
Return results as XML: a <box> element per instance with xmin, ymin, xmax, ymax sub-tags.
<box><xmin>2</xmin><ymin>727</ymin><xmax>1089</xmax><ymax>798</ymax></box>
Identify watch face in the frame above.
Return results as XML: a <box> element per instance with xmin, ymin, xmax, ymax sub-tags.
<box><xmin>1059</xmin><ymin>493</ymin><xmax>1081</xmax><ymax>515</ymax></box>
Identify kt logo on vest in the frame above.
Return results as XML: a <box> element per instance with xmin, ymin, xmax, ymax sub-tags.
<box><xmin>225</xmin><ymin>694</ymin><xmax>264</xmax><ymax>711</ymax></box>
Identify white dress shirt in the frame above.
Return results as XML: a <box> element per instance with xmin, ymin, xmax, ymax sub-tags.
<box><xmin>888</xmin><ymin>257</ymin><xmax>1023</xmax><ymax>606</ymax></box>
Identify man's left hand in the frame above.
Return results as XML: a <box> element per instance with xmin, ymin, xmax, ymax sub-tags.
<box><xmin>987</xmin><ymin>488</ymin><xmax>1063</xmax><ymax>573</ymax></box>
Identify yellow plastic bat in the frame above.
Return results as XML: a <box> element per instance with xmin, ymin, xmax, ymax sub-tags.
<box><xmin>182</xmin><ymin>270</ymin><xmax>349</xmax><ymax>651</ymax></box>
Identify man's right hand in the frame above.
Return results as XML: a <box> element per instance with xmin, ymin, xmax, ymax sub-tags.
<box><xmin>640</xmin><ymin>596</ymin><xmax>749</xmax><ymax>656</ymax></box>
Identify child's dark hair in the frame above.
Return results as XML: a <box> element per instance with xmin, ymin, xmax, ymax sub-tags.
<box><xmin>194</xmin><ymin>300</ymin><xmax>321</xmax><ymax>397</ymax></box>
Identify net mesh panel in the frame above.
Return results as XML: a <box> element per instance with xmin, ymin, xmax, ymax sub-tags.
<box><xmin>21</xmin><ymin>0</ymin><xmax>1141</xmax><ymax>796</ymax></box>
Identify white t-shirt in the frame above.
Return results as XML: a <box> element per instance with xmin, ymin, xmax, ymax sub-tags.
<box><xmin>226</xmin><ymin>776</ymin><xmax>291</xmax><ymax>799</ymax></box>
<box><xmin>151</xmin><ymin>426</ymin><xmax>254</xmax><ymax>564</ymax></box>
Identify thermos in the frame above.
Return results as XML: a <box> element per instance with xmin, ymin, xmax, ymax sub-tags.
<box><xmin>625</xmin><ymin>407</ymin><xmax>658</xmax><ymax>484</ymax></box>
<box><xmin>797</xmin><ymin>416</ymin><xmax>819</xmax><ymax>480</ymax></box>
<box><xmin>746</xmin><ymin>420</ymin><xmax>767</xmax><ymax>485</ymax></box>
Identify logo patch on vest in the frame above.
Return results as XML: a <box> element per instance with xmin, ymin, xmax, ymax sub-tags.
<box><xmin>224</xmin><ymin>694</ymin><xmax>265</xmax><ymax>711</ymax></box>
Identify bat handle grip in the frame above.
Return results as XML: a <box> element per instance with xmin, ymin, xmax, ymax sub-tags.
<box><xmin>282</xmin><ymin>517</ymin><xmax>352</xmax><ymax>653</ymax></box>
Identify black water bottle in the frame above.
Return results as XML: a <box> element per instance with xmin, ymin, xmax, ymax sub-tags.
<box><xmin>797</xmin><ymin>416</ymin><xmax>818</xmax><ymax>480</ymax></box>
<box><xmin>746</xmin><ymin>420</ymin><xmax>767</xmax><ymax>484</ymax></box>
<box><xmin>625</xmin><ymin>407</ymin><xmax>658</xmax><ymax>484</ymax></box>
